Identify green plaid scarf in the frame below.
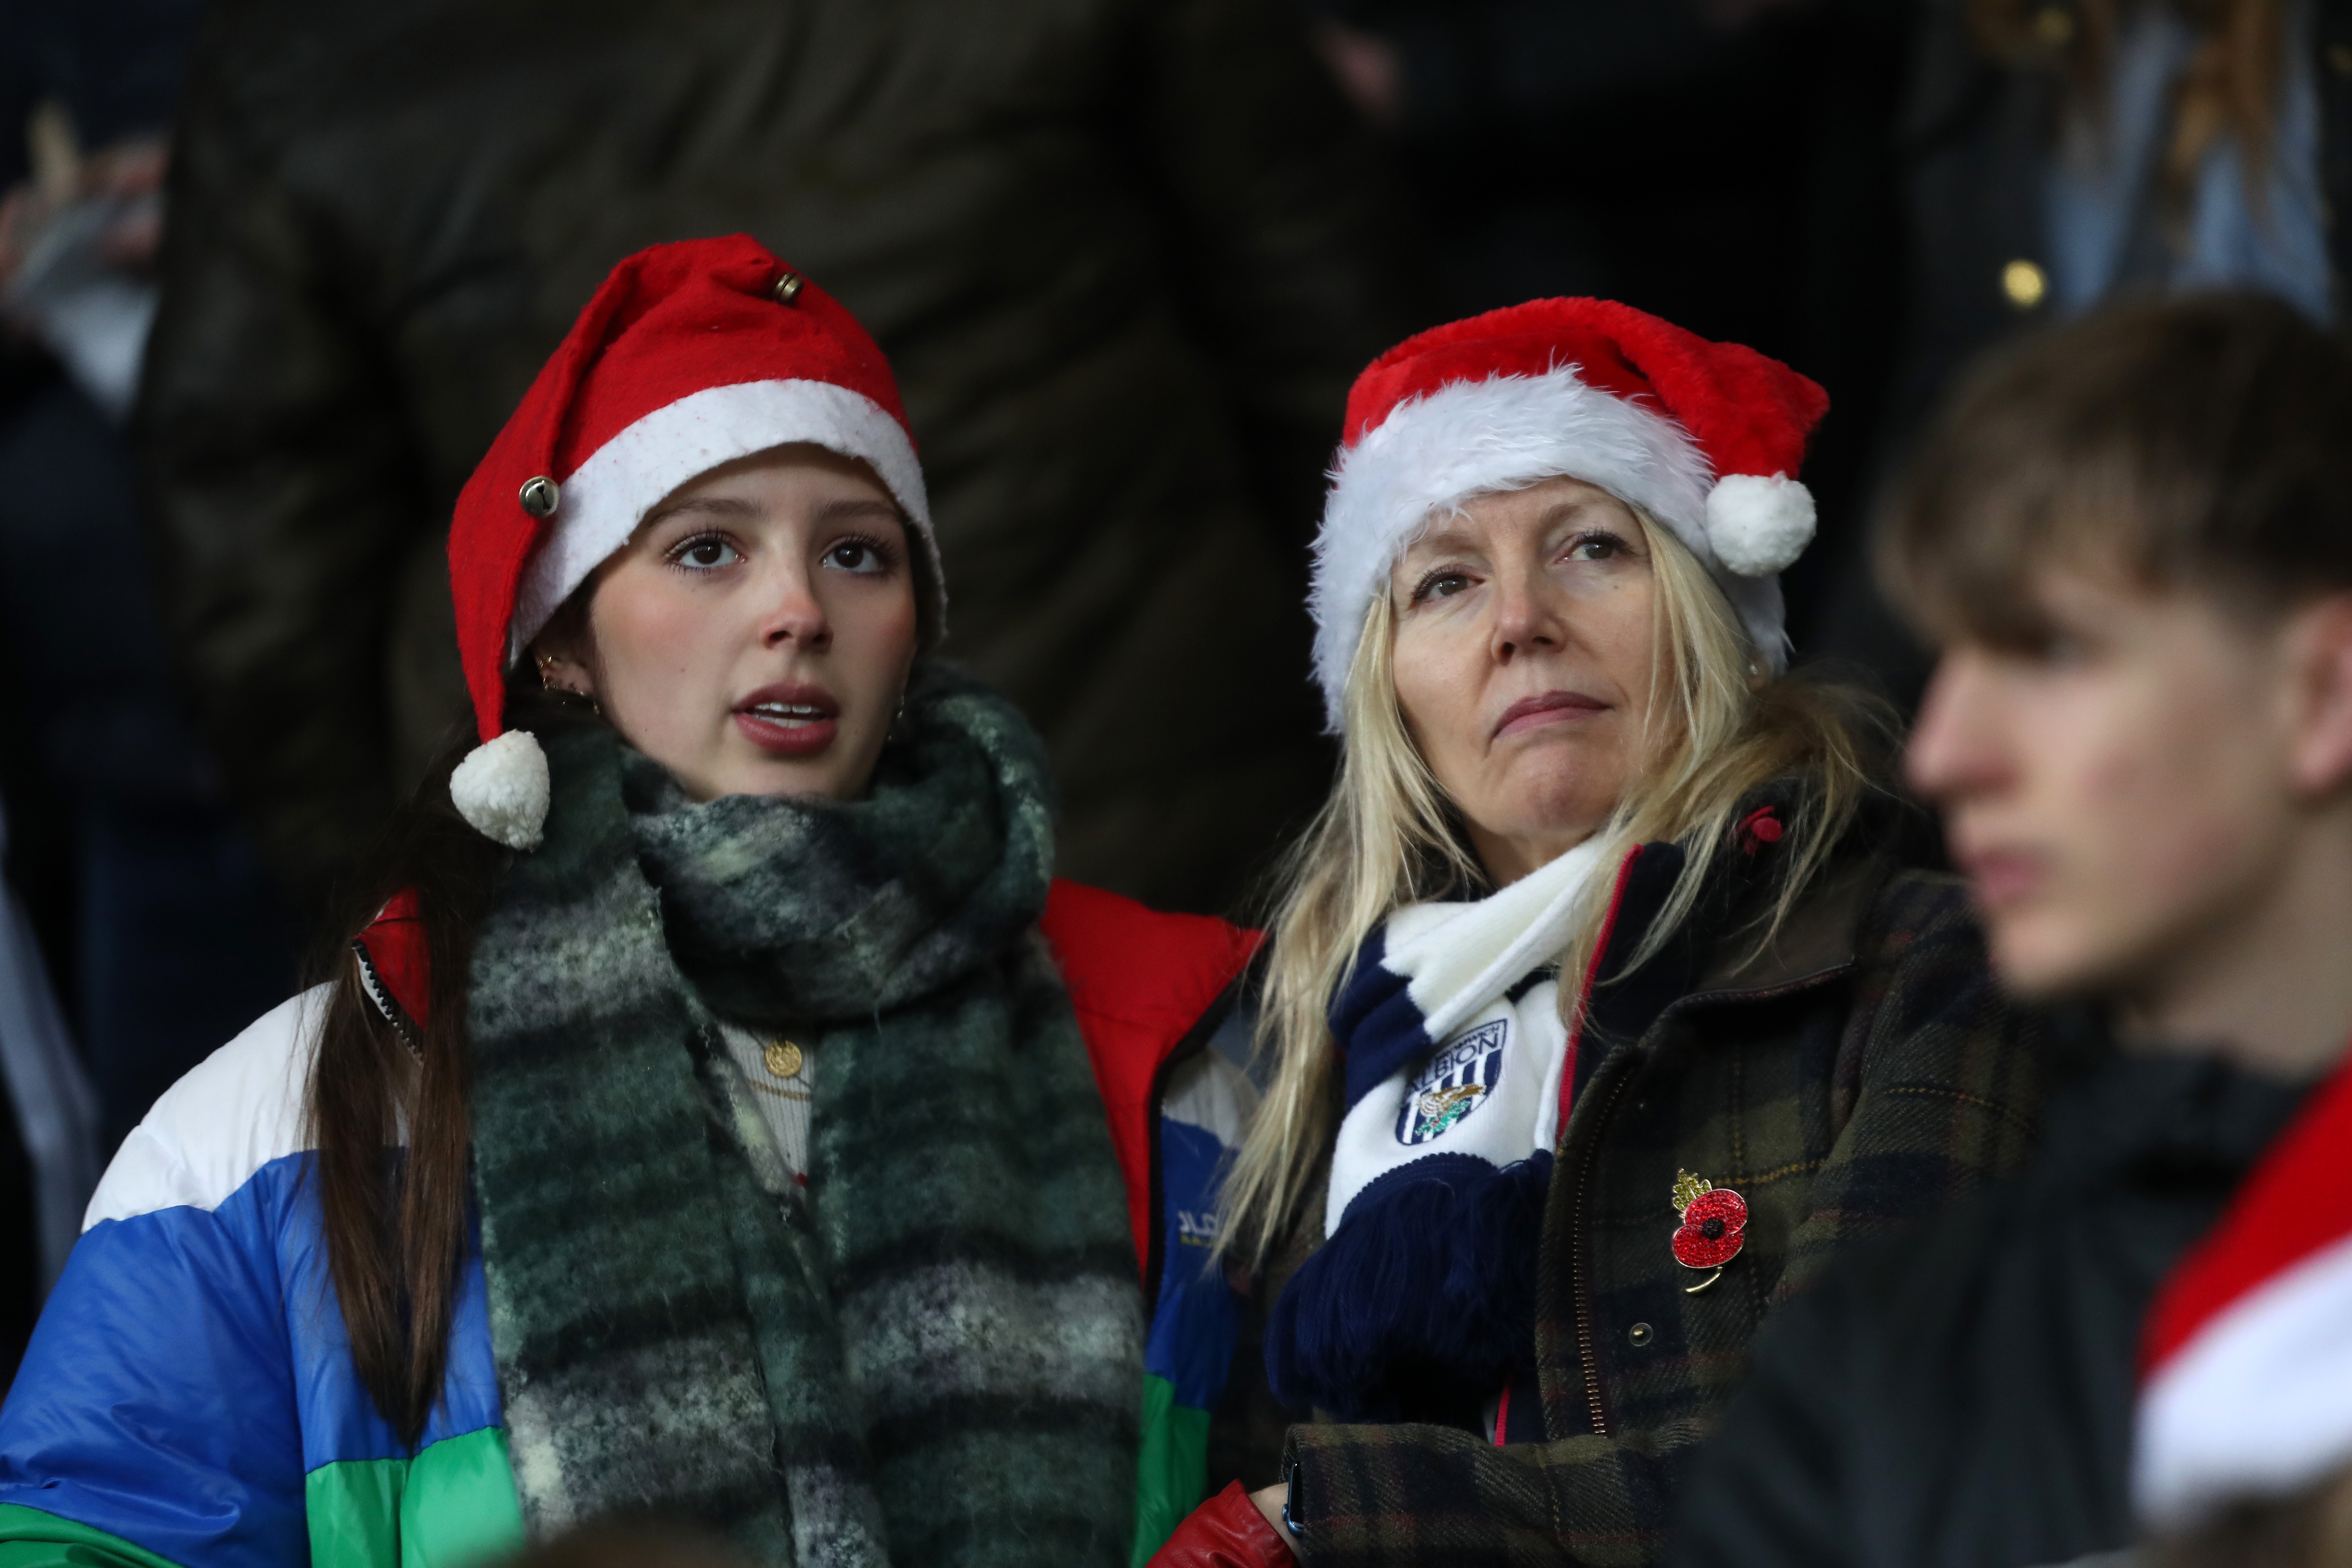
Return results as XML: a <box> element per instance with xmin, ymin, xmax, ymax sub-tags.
<box><xmin>466</xmin><ymin>676</ymin><xmax>1141</xmax><ymax>1567</ymax></box>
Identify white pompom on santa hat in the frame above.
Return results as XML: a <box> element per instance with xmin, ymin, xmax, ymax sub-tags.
<box><xmin>2135</xmin><ymin>1056</ymin><xmax>2352</xmax><ymax>1530</ymax></box>
<box><xmin>1310</xmin><ymin>297</ymin><xmax>1831</xmax><ymax>732</ymax></box>
<box><xmin>442</xmin><ymin>234</ymin><xmax>940</xmax><ymax>850</ymax></box>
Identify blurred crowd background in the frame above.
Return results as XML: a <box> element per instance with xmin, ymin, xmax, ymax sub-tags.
<box><xmin>0</xmin><ymin>0</ymin><xmax>2344</xmax><ymax>1386</ymax></box>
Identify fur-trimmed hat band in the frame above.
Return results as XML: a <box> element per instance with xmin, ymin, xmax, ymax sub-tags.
<box><xmin>1308</xmin><ymin>298</ymin><xmax>1829</xmax><ymax>733</ymax></box>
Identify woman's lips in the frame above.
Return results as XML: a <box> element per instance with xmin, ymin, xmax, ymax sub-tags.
<box><xmin>733</xmin><ymin>685</ymin><xmax>839</xmax><ymax>757</ymax></box>
<box><xmin>1492</xmin><ymin>690</ymin><xmax>1609</xmax><ymax>741</ymax></box>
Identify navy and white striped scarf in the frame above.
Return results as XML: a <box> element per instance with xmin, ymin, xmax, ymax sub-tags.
<box><xmin>1267</xmin><ymin>839</ymin><xmax>1608</xmax><ymax>1424</ymax></box>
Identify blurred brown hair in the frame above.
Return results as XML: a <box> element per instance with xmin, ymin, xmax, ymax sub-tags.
<box><xmin>1968</xmin><ymin>0</ymin><xmax>2290</xmax><ymax>209</ymax></box>
<box><xmin>1880</xmin><ymin>293</ymin><xmax>2352</xmax><ymax>647</ymax></box>
<box><xmin>2152</xmin><ymin>1463</ymin><xmax>2352</xmax><ymax>1568</ymax></box>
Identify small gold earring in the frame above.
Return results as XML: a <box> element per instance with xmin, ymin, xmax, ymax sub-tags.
<box><xmin>536</xmin><ymin>651</ymin><xmax>602</xmax><ymax>716</ymax></box>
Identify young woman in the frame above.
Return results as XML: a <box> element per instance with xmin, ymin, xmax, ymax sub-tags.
<box><xmin>1152</xmin><ymin>299</ymin><xmax>2046</xmax><ymax>1567</ymax></box>
<box><xmin>0</xmin><ymin>237</ymin><xmax>1262</xmax><ymax>1568</ymax></box>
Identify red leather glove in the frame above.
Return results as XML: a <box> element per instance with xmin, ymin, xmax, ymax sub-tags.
<box><xmin>1147</xmin><ymin>1481</ymin><xmax>1298</xmax><ymax>1568</ymax></box>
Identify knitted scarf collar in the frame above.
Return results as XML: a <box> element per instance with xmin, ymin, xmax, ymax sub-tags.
<box><xmin>1322</xmin><ymin>837</ymin><xmax>1608</xmax><ymax>1233</ymax></box>
<box><xmin>1267</xmin><ymin>836</ymin><xmax>1611</xmax><ymax>1424</ymax></box>
<box><xmin>466</xmin><ymin>676</ymin><xmax>1141</xmax><ymax>1566</ymax></box>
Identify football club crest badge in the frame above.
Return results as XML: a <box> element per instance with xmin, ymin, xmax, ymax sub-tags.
<box><xmin>1670</xmin><ymin>1169</ymin><xmax>1747</xmax><ymax>1294</ymax></box>
<box><xmin>1394</xmin><ymin>1020</ymin><xmax>1507</xmax><ymax>1145</ymax></box>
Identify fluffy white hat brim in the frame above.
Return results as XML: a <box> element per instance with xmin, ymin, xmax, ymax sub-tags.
<box><xmin>1309</xmin><ymin>365</ymin><xmax>1795</xmax><ymax>732</ymax></box>
<box><xmin>2136</xmin><ymin>1228</ymin><xmax>2352</xmax><ymax>1530</ymax></box>
<box><xmin>508</xmin><ymin>378</ymin><xmax>939</xmax><ymax>662</ymax></box>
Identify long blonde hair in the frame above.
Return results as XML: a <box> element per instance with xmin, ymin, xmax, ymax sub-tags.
<box><xmin>1220</xmin><ymin>508</ymin><xmax>1884</xmax><ymax>1266</ymax></box>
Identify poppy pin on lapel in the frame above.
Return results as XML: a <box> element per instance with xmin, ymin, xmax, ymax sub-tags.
<box><xmin>1671</xmin><ymin>1170</ymin><xmax>1746</xmax><ymax>1294</ymax></box>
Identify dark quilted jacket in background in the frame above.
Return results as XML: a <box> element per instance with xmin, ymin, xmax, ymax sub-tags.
<box><xmin>1271</xmin><ymin>799</ymin><xmax>2046</xmax><ymax>1567</ymax></box>
<box><xmin>136</xmin><ymin>0</ymin><xmax>1408</xmax><ymax>916</ymax></box>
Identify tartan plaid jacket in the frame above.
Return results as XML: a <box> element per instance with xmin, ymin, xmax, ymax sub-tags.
<box><xmin>1277</xmin><ymin>801</ymin><xmax>2045</xmax><ymax>1567</ymax></box>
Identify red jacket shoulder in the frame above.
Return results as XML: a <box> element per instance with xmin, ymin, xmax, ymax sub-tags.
<box><xmin>354</xmin><ymin>888</ymin><xmax>430</xmax><ymax>1036</ymax></box>
<box><xmin>1040</xmin><ymin>879</ymin><xmax>1262</xmax><ymax>1275</ymax></box>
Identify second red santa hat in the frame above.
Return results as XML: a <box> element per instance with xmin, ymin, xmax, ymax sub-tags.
<box><xmin>2136</xmin><ymin>1056</ymin><xmax>2352</xmax><ymax>1530</ymax></box>
<box><xmin>1311</xmin><ymin>298</ymin><xmax>1829</xmax><ymax>731</ymax></box>
<box><xmin>440</xmin><ymin>234</ymin><xmax>938</xmax><ymax>850</ymax></box>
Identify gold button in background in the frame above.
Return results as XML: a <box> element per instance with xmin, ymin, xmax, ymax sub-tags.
<box><xmin>2002</xmin><ymin>259</ymin><xmax>2048</xmax><ymax>310</ymax></box>
<box><xmin>763</xmin><ymin>1040</ymin><xmax>804</xmax><ymax>1079</ymax></box>
<box><xmin>2329</xmin><ymin>43</ymin><xmax>2352</xmax><ymax>77</ymax></box>
<box><xmin>2033</xmin><ymin>7</ymin><xmax>2075</xmax><ymax>46</ymax></box>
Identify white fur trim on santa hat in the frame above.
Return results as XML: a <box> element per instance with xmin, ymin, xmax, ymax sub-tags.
<box><xmin>1309</xmin><ymin>365</ymin><xmax>1791</xmax><ymax>732</ymax></box>
<box><xmin>508</xmin><ymin>378</ymin><xmax>939</xmax><ymax>660</ymax></box>
<box><xmin>2135</xmin><ymin>1226</ymin><xmax>2352</xmax><ymax>1530</ymax></box>
<box><xmin>450</xmin><ymin>729</ymin><xmax>551</xmax><ymax>850</ymax></box>
<box><xmin>1706</xmin><ymin>473</ymin><xmax>1815</xmax><ymax>578</ymax></box>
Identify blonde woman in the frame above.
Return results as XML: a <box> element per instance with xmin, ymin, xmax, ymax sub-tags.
<box><xmin>1150</xmin><ymin>300</ymin><xmax>2044</xmax><ymax>1568</ymax></box>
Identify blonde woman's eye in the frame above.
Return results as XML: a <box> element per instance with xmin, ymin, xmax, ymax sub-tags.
<box><xmin>1567</xmin><ymin>532</ymin><xmax>1626</xmax><ymax>562</ymax></box>
<box><xmin>1411</xmin><ymin>569</ymin><xmax>1471</xmax><ymax>603</ymax></box>
<box><xmin>670</xmin><ymin>535</ymin><xmax>742</xmax><ymax>571</ymax></box>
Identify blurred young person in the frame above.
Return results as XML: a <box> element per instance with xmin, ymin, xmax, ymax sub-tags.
<box><xmin>1150</xmin><ymin>300</ymin><xmax>2042</xmax><ymax>1567</ymax></box>
<box><xmin>0</xmin><ymin>237</ymin><xmax>1265</xmax><ymax>1568</ymax></box>
<box><xmin>1671</xmin><ymin>292</ymin><xmax>2352</xmax><ymax>1568</ymax></box>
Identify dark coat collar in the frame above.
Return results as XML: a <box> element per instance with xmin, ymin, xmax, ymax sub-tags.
<box><xmin>1570</xmin><ymin>784</ymin><xmax>1912</xmax><ymax>1097</ymax></box>
<box><xmin>2030</xmin><ymin>1008</ymin><xmax>2315</xmax><ymax>1192</ymax></box>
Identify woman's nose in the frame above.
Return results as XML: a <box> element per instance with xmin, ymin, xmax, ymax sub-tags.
<box><xmin>758</xmin><ymin>568</ymin><xmax>831</xmax><ymax>650</ymax></box>
<box><xmin>1489</xmin><ymin>571</ymin><xmax>1562</xmax><ymax>660</ymax></box>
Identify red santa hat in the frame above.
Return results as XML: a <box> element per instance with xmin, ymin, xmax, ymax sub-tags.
<box><xmin>2135</xmin><ymin>1056</ymin><xmax>2352</xmax><ymax>1530</ymax></box>
<box><xmin>1311</xmin><ymin>298</ymin><xmax>1829</xmax><ymax>731</ymax></box>
<box><xmin>441</xmin><ymin>234</ymin><xmax>937</xmax><ymax>850</ymax></box>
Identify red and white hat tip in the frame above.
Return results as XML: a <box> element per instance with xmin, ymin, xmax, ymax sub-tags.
<box><xmin>441</xmin><ymin>235</ymin><xmax>937</xmax><ymax>849</ymax></box>
<box><xmin>1309</xmin><ymin>297</ymin><xmax>1828</xmax><ymax>732</ymax></box>
<box><xmin>2136</xmin><ymin>1057</ymin><xmax>2352</xmax><ymax>1530</ymax></box>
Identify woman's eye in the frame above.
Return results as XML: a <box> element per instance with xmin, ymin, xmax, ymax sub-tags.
<box><xmin>823</xmin><ymin>538</ymin><xmax>889</xmax><ymax>574</ymax></box>
<box><xmin>1412</xmin><ymin>570</ymin><xmax>1471</xmax><ymax>604</ymax></box>
<box><xmin>671</xmin><ymin>536</ymin><xmax>742</xmax><ymax>571</ymax></box>
<box><xmin>1566</xmin><ymin>532</ymin><xmax>1624</xmax><ymax>562</ymax></box>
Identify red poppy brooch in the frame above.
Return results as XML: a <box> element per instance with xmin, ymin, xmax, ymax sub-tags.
<box><xmin>1671</xmin><ymin>1170</ymin><xmax>1747</xmax><ymax>1294</ymax></box>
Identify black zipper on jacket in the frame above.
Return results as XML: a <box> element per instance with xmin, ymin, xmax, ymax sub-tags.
<box><xmin>1562</xmin><ymin>961</ymin><xmax>1858</xmax><ymax>1439</ymax></box>
<box><xmin>1560</xmin><ymin>848</ymin><xmax>1648</xmax><ymax>1439</ymax></box>
<box><xmin>1570</xmin><ymin>1066</ymin><xmax>1636</xmax><ymax>1436</ymax></box>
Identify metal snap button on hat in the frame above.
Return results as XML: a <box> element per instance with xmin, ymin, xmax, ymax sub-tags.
<box><xmin>519</xmin><ymin>475</ymin><xmax>560</xmax><ymax>518</ymax></box>
<box><xmin>773</xmin><ymin>270</ymin><xmax>805</xmax><ymax>304</ymax></box>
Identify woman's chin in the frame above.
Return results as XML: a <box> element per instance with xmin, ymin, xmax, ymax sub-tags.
<box><xmin>635</xmin><ymin>715</ymin><xmax>882</xmax><ymax>803</ymax></box>
<box><xmin>1473</xmin><ymin>762</ymin><xmax>1624</xmax><ymax>839</ymax></box>
<box><xmin>710</xmin><ymin>727</ymin><xmax>890</xmax><ymax>804</ymax></box>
